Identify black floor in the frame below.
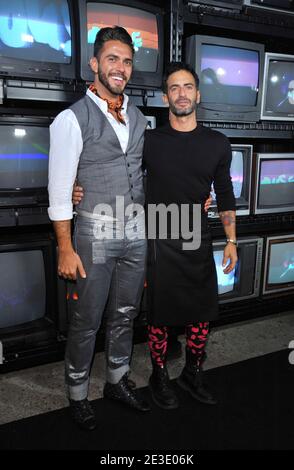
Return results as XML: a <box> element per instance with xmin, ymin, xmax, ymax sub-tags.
<box><xmin>1</xmin><ymin>350</ymin><xmax>293</xmax><ymax>450</ymax></box>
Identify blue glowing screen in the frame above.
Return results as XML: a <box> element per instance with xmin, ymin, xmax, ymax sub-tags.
<box><xmin>0</xmin><ymin>0</ymin><xmax>72</xmax><ymax>63</ymax></box>
<box><xmin>268</xmin><ymin>241</ymin><xmax>294</xmax><ymax>285</ymax></box>
<box><xmin>213</xmin><ymin>249</ymin><xmax>236</xmax><ymax>295</ymax></box>
<box><xmin>0</xmin><ymin>125</ymin><xmax>49</xmax><ymax>189</ymax></box>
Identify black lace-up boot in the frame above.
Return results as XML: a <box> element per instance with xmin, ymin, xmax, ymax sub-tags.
<box><xmin>177</xmin><ymin>349</ymin><xmax>217</xmax><ymax>405</ymax></box>
<box><xmin>69</xmin><ymin>398</ymin><xmax>97</xmax><ymax>431</ymax></box>
<box><xmin>149</xmin><ymin>364</ymin><xmax>179</xmax><ymax>409</ymax></box>
<box><xmin>104</xmin><ymin>373</ymin><xmax>151</xmax><ymax>412</ymax></box>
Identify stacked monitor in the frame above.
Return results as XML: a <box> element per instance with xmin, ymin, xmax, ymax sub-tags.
<box><xmin>0</xmin><ymin>117</ymin><xmax>51</xmax><ymax>208</ymax></box>
<box><xmin>263</xmin><ymin>234</ymin><xmax>294</xmax><ymax>296</ymax></box>
<box><xmin>253</xmin><ymin>153</ymin><xmax>294</xmax><ymax>215</ymax></box>
<box><xmin>0</xmin><ymin>236</ymin><xmax>57</xmax><ymax>333</ymax></box>
<box><xmin>213</xmin><ymin>237</ymin><xmax>263</xmax><ymax>303</ymax></box>
<box><xmin>0</xmin><ymin>0</ymin><xmax>76</xmax><ymax>81</ymax></box>
<box><xmin>261</xmin><ymin>53</ymin><xmax>294</xmax><ymax>121</ymax></box>
<box><xmin>208</xmin><ymin>144</ymin><xmax>253</xmax><ymax>218</ymax></box>
<box><xmin>185</xmin><ymin>35</ymin><xmax>294</xmax><ymax>124</ymax></box>
<box><xmin>77</xmin><ymin>0</ymin><xmax>164</xmax><ymax>89</ymax></box>
<box><xmin>185</xmin><ymin>35</ymin><xmax>265</xmax><ymax>122</ymax></box>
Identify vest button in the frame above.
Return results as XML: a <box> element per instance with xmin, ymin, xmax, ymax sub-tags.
<box><xmin>129</xmin><ymin>174</ymin><xmax>132</xmax><ymax>177</ymax></box>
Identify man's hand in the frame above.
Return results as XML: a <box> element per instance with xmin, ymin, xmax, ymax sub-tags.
<box><xmin>58</xmin><ymin>249</ymin><xmax>86</xmax><ymax>281</ymax></box>
<box><xmin>222</xmin><ymin>243</ymin><xmax>238</xmax><ymax>274</ymax></box>
<box><xmin>72</xmin><ymin>185</ymin><xmax>84</xmax><ymax>205</ymax></box>
<box><xmin>204</xmin><ymin>193</ymin><xmax>213</xmax><ymax>212</ymax></box>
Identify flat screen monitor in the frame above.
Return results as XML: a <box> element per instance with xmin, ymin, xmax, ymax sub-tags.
<box><xmin>263</xmin><ymin>234</ymin><xmax>294</xmax><ymax>295</ymax></box>
<box><xmin>0</xmin><ymin>235</ymin><xmax>57</xmax><ymax>335</ymax></box>
<box><xmin>0</xmin><ymin>116</ymin><xmax>51</xmax><ymax>208</ymax></box>
<box><xmin>185</xmin><ymin>35</ymin><xmax>265</xmax><ymax>122</ymax></box>
<box><xmin>208</xmin><ymin>144</ymin><xmax>253</xmax><ymax>218</ymax></box>
<box><xmin>77</xmin><ymin>0</ymin><xmax>164</xmax><ymax>89</ymax></box>
<box><xmin>261</xmin><ymin>53</ymin><xmax>294</xmax><ymax>121</ymax></box>
<box><xmin>213</xmin><ymin>237</ymin><xmax>263</xmax><ymax>303</ymax></box>
<box><xmin>253</xmin><ymin>153</ymin><xmax>294</xmax><ymax>215</ymax></box>
<box><xmin>0</xmin><ymin>0</ymin><xmax>76</xmax><ymax>81</ymax></box>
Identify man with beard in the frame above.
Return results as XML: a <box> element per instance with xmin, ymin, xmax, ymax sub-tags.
<box><xmin>144</xmin><ymin>62</ymin><xmax>238</xmax><ymax>410</ymax></box>
<box><xmin>48</xmin><ymin>26</ymin><xmax>150</xmax><ymax>431</ymax></box>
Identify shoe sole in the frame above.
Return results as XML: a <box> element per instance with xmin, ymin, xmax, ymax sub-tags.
<box><xmin>176</xmin><ymin>377</ymin><xmax>217</xmax><ymax>405</ymax></box>
<box><xmin>149</xmin><ymin>383</ymin><xmax>179</xmax><ymax>410</ymax></box>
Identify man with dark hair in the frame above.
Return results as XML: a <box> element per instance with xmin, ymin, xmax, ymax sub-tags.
<box><xmin>144</xmin><ymin>62</ymin><xmax>237</xmax><ymax>410</ymax></box>
<box><xmin>48</xmin><ymin>26</ymin><xmax>150</xmax><ymax>431</ymax></box>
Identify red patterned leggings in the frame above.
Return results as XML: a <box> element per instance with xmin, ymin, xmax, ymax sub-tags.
<box><xmin>148</xmin><ymin>322</ymin><xmax>210</xmax><ymax>367</ymax></box>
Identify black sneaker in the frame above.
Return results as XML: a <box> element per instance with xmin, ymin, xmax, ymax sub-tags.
<box><xmin>69</xmin><ymin>398</ymin><xmax>97</xmax><ymax>431</ymax></box>
<box><xmin>103</xmin><ymin>373</ymin><xmax>151</xmax><ymax>412</ymax></box>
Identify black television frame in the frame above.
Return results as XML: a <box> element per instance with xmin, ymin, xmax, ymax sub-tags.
<box><xmin>253</xmin><ymin>153</ymin><xmax>294</xmax><ymax>215</ymax></box>
<box><xmin>261</xmin><ymin>52</ymin><xmax>294</xmax><ymax>122</ymax></box>
<box><xmin>262</xmin><ymin>233</ymin><xmax>294</xmax><ymax>296</ymax></box>
<box><xmin>208</xmin><ymin>143</ymin><xmax>253</xmax><ymax>219</ymax></box>
<box><xmin>0</xmin><ymin>115</ymin><xmax>53</xmax><ymax>209</ymax></box>
<box><xmin>185</xmin><ymin>34</ymin><xmax>265</xmax><ymax>122</ymax></box>
<box><xmin>0</xmin><ymin>0</ymin><xmax>77</xmax><ymax>82</ymax></box>
<box><xmin>213</xmin><ymin>236</ymin><xmax>263</xmax><ymax>304</ymax></box>
<box><xmin>77</xmin><ymin>0</ymin><xmax>164</xmax><ymax>89</ymax></box>
<box><xmin>0</xmin><ymin>234</ymin><xmax>58</xmax><ymax>356</ymax></box>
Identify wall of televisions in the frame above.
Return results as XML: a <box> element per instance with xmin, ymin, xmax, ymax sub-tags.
<box><xmin>0</xmin><ymin>0</ymin><xmax>293</xmax><ymax>370</ymax></box>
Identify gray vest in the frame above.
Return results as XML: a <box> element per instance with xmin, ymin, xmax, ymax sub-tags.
<box><xmin>70</xmin><ymin>95</ymin><xmax>147</xmax><ymax>219</ymax></box>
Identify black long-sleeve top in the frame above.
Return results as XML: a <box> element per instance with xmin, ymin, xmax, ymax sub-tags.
<box><xmin>143</xmin><ymin>123</ymin><xmax>236</xmax><ymax>215</ymax></box>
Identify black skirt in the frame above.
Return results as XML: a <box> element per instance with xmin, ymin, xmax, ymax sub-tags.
<box><xmin>146</xmin><ymin>231</ymin><xmax>219</xmax><ymax>326</ymax></box>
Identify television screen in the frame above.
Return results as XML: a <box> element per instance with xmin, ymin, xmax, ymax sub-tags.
<box><xmin>0</xmin><ymin>0</ymin><xmax>75</xmax><ymax>80</ymax></box>
<box><xmin>261</xmin><ymin>53</ymin><xmax>294</xmax><ymax>121</ymax></box>
<box><xmin>213</xmin><ymin>237</ymin><xmax>263</xmax><ymax>303</ymax></box>
<box><xmin>213</xmin><ymin>249</ymin><xmax>236</xmax><ymax>295</ymax></box>
<box><xmin>87</xmin><ymin>2</ymin><xmax>159</xmax><ymax>73</ymax></box>
<box><xmin>254</xmin><ymin>153</ymin><xmax>294</xmax><ymax>214</ymax></box>
<box><xmin>0</xmin><ymin>250</ymin><xmax>45</xmax><ymax>328</ymax></box>
<box><xmin>78</xmin><ymin>0</ymin><xmax>164</xmax><ymax>88</ymax></box>
<box><xmin>185</xmin><ymin>35</ymin><xmax>264</xmax><ymax>122</ymax></box>
<box><xmin>263</xmin><ymin>235</ymin><xmax>294</xmax><ymax>295</ymax></box>
<box><xmin>209</xmin><ymin>144</ymin><xmax>252</xmax><ymax>218</ymax></box>
<box><xmin>200</xmin><ymin>44</ymin><xmax>259</xmax><ymax>106</ymax></box>
<box><xmin>0</xmin><ymin>125</ymin><xmax>49</xmax><ymax>190</ymax></box>
<box><xmin>0</xmin><ymin>0</ymin><xmax>72</xmax><ymax>64</ymax></box>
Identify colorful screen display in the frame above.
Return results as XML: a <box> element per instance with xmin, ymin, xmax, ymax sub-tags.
<box><xmin>87</xmin><ymin>2</ymin><xmax>158</xmax><ymax>72</ymax></box>
<box><xmin>0</xmin><ymin>250</ymin><xmax>45</xmax><ymax>328</ymax></box>
<box><xmin>213</xmin><ymin>249</ymin><xmax>236</xmax><ymax>295</ymax></box>
<box><xmin>211</xmin><ymin>150</ymin><xmax>244</xmax><ymax>202</ymax></box>
<box><xmin>0</xmin><ymin>0</ymin><xmax>72</xmax><ymax>64</ymax></box>
<box><xmin>200</xmin><ymin>44</ymin><xmax>259</xmax><ymax>106</ymax></box>
<box><xmin>264</xmin><ymin>60</ymin><xmax>294</xmax><ymax>117</ymax></box>
<box><xmin>258</xmin><ymin>159</ymin><xmax>294</xmax><ymax>207</ymax></box>
<box><xmin>0</xmin><ymin>125</ymin><xmax>49</xmax><ymax>189</ymax></box>
<box><xmin>267</xmin><ymin>241</ymin><xmax>294</xmax><ymax>285</ymax></box>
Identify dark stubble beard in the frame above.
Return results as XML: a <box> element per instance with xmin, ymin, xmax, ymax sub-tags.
<box><xmin>98</xmin><ymin>69</ymin><xmax>127</xmax><ymax>96</ymax></box>
<box><xmin>169</xmin><ymin>100</ymin><xmax>197</xmax><ymax>117</ymax></box>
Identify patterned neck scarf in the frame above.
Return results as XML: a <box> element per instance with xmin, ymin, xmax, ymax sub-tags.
<box><xmin>89</xmin><ymin>83</ymin><xmax>126</xmax><ymax>125</ymax></box>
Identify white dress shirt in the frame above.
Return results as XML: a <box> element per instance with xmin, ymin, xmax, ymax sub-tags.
<box><xmin>48</xmin><ymin>89</ymin><xmax>130</xmax><ymax>221</ymax></box>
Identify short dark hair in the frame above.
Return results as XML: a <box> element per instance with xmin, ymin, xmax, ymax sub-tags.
<box><xmin>93</xmin><ymin>26</ymin><xmax>135</xmax><ymax>59</ymax></box>
<box><xmin>162</xmin><ymin>62</ymin><xmax>200</xmax><ymax>93</ymax></box>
